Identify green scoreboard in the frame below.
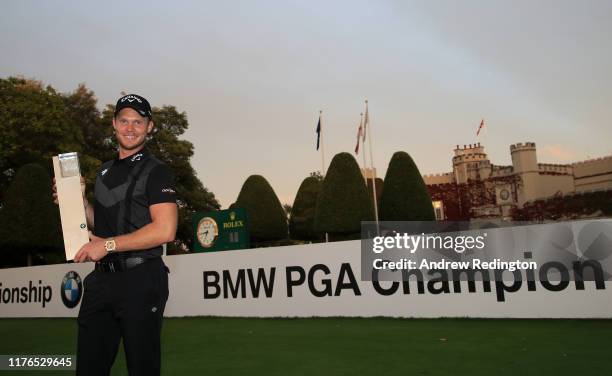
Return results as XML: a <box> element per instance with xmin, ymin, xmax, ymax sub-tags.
<box><xmin>193</xmin><ymin>208</ymin><xmax>249</xmax><ymax>252</ymax></box>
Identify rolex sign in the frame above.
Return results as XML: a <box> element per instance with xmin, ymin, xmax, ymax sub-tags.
<box><xmin>193</xmin><ymin>208</ymin><xmax>249</xmax><ymax>252</ymax></box>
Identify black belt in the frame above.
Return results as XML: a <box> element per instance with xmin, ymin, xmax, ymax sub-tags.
<box><xmin>95</xmin><ymin>257</ymin><xmax>148</xmax><ymax>272</ymax></box>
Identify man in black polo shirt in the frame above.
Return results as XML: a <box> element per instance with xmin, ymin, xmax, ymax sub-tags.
<box><xmin>72</xmin><ymin>94</ymin><xmax>178</xmax><ymax>376</ymax></box>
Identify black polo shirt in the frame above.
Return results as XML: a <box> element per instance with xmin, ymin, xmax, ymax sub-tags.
<box><xmin>94</xmin><ymin>148</ymin><xmax>176</xmax><ymax>259</ymax></box>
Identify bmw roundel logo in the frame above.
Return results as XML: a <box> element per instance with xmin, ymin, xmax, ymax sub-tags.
<box><xmin>61</xmin><ymin>271</ymin><xmax>83</xmax><ymax>309</ymax></box>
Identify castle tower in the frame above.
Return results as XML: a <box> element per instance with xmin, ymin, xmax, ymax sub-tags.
<box><xmin>452</xmin><ymin>142</ymin><xmax>490</xmax><ymax>184</ymax></box>
<box><xmin>510</xmin><ymin>142</ymin><xmax>539</xmax><ymax>207</ymax></box>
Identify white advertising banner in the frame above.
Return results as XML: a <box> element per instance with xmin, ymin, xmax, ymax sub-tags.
<box><xmin>0</xmin><ymin>262</ymin><xmax>93</xmax><ymax>318</ymax></box>
<box><xmin>0</xmin><ymin>240</ymin><xmax>610</xmax><ymax>318</ymax></box>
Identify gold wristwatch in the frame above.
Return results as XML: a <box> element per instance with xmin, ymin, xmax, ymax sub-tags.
<box><xmin>104</xmin><ymin>239</ymin><xmax>116</xmax><ymax>254</ymax></box>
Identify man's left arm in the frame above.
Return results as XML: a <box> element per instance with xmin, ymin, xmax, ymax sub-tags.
<box><xmin>112</xmin><ymin>202</ymin><xmax>178</xmax><ymax>252</ymax></box>
<box><xmin>74</xmin><ymin>203</ymin><xmax>177</xmax><ymax>262</ymax></box>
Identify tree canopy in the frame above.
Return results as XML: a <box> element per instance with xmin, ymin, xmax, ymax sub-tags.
<box><xmin>0</xmin><ymin>77</ymin><xmax>85</xmax><ymax>205</ymax></box>
<box><xmin>379</xmin><ymin>151</ymin><xmax>435</xmax><ymax>221</ymax></box>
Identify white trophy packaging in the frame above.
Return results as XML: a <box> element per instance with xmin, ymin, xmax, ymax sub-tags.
<box><xmin>52</xmin><ymin>152</ymin><xmax>89</xmax><ymax>260</ymax></box>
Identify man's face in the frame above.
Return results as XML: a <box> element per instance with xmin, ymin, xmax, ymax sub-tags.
<box><xmin>112</xmin><ymin>108</ymin><xmax>154</xmax><ymax>152</ymax></box>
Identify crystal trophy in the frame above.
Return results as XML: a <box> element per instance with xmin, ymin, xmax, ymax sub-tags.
<box><xmin>52</xmin><ymin>152</ymin><xmax>89</xmax><ymax>260</ymax></box>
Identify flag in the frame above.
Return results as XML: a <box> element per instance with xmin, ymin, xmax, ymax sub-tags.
<box><xmin>355</xmin><ymin>121</ymin><xmax>363</xmax><ymax>154</ymax></box>
<box><xmin>476</xmin><ymin>118</ymin><xmax>485</xmax><ymax>136</ymax></box>
<box><xmin>316</xmin><ymin>116</ymin><xmax>321</xmax><ymax>150</ymax></box>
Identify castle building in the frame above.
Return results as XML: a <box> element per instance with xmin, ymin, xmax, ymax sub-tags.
<box><xmin>423</xmin><ymin>142</ymin><xmax>612</xmax><ymax>220</ymax></box>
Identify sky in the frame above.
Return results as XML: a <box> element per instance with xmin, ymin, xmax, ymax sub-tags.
<box><xmin>2</xmin><ymin>0</ymin><xmax>611</xmax><ymax>208</ymax></box>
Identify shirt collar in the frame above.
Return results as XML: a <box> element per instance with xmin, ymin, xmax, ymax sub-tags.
<box><xmin>116</xmin><ymin>148</ymin><xmax>150</xmax><ymax>164</ymax></box>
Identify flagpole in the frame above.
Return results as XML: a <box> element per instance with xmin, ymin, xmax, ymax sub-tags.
<box><xmin>360</xmin><ymin>112</ymin><xmax>367</xmax><ymax>184</ymax></box>
<box><xmin>365</xmin><ymin>100</ymin><xmax>380</xmax><ymax>234</ymax></box>
<box><xmin>320</xmin><ymin>110</ymin><xmax>326</xmax><ymax>176</ymax></box>
<box><xmin>477</xmin><ymin>118</ymin><xmax>486</xmax><ymax>150</ymax></box>
<box><xmin>483</xmin><ymin>118</ymin><xmax>488</xmax><ymax>152</ymax></box>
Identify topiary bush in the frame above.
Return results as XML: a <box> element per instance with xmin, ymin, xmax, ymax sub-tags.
<box><xmin>380</xmin><ymin>151</ymin><xmax>435</xmax><ymax>221</ymax></box>
<box><xmin>234</xmin><ymin>175</ymin><xmax>288</xmax><ymax>244</ymax></box>
<box><xmin>314</xmin><ymin>152</ymin><xmax>374</xmax><ymax>239</ymax></box>
<box><xmin>289</xmin><ymin>176</ymin><xmax>323</xmax><ymax>240</ymax></box>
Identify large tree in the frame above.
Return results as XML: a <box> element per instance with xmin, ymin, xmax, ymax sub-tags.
<box><xmin>234</xmin><ymin>175</ymin><xmax>287</xmax><ymax>244</ymax></box>
<box><xmin>314</xmin><ymin>152</ymin><xmax>374</xmax><ymax>239</ymax></box>
<box><xmin>60</xmin><ymin>84</ymin><xmax>113</xmax><ymax>202</ymax></box>
<box><xmin>62</xmin><ymin>84</ymin><xmax>110</xmax><ymax>160</ymax></box>
<box><xmin>379</xmin><ymin>151</ymin><xmax>435</xmax><ymax>221</ymax></box>
<box><xmin>0</xmin><ymin>77</ymin><xmax>84</xmax><ymax>205</ymax></box>
<box><xmin>0</xmin><ymin>163</ymin><xmax>63</xmax><ymax>266</ymax></box>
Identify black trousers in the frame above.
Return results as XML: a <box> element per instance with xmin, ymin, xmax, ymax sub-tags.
<box><xmin>76</xmin><ymin>258</ymin><xmax>169</xmax><ymax>376</ymax></box>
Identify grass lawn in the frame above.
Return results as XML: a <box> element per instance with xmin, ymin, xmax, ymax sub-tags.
<box><xmin>0</xmin><ymin>317</ymin><xmax>610</xmax><ymax>375</ymax></box>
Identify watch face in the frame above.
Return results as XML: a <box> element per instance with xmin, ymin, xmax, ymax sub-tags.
<box><xmin>105</xmin><ymin>240</ymin><xmax>116</xmax><ymax>252</ymax></box>
<box><xmin>500</xmin><ymin>189</ymin><xmax>510</xmax><ymax>201</ymax></box>
<box><xmin>197</xmin><ymin>217</ymin><xmax>219</xmax><ymax>248</ymax></box>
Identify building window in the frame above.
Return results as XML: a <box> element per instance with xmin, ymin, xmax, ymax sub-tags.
<box><xmin>432</xmin><ymin>201</ymin><xmax>445</xmax><ymax>220</ymax></box>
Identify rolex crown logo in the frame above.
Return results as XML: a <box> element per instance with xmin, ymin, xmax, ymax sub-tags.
<box><xmin>230</xmin><ymin>212</ymin><xmax>236</xmax><ymax>221</ymax></box>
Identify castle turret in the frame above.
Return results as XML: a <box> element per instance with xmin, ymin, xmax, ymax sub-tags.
<box><xmin>510</xmin><ymin>142</ymin><xmax>538</xmax><ymax>207</ymax></box>
<box><xmin>452</xmin><ymin>142</ymin><xmax>490</xmax><ymax>184</ymax></box>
